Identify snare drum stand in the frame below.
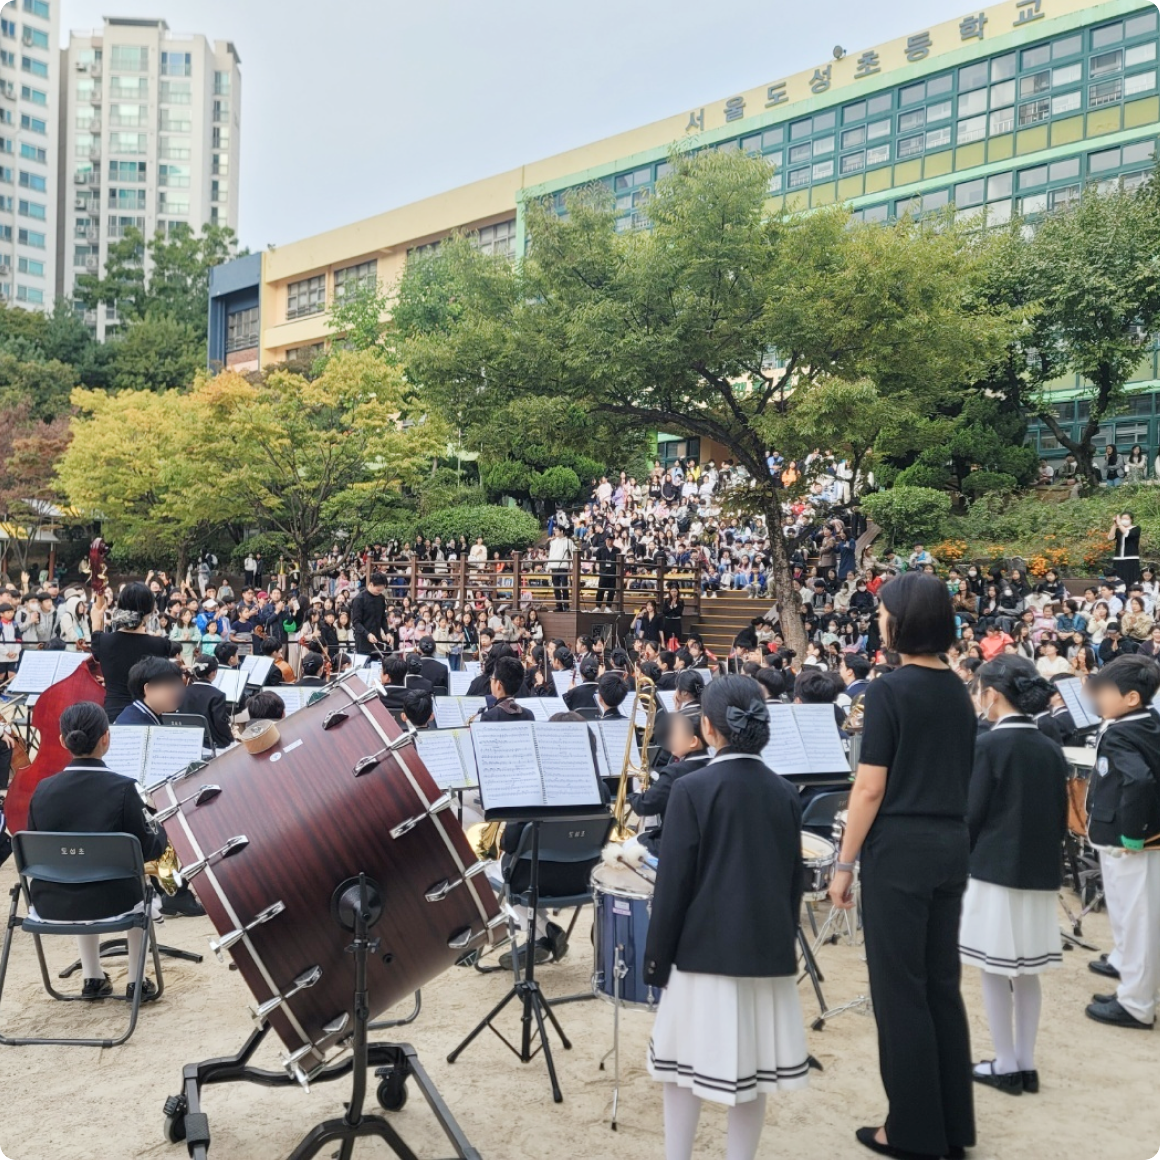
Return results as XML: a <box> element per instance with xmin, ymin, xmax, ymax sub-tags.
<box><xmin>162</xmin><ymin>873</ymin><xmax>480</xmax><ymax>1160</ymax></box>
<box><xmin>597</xmin><ymin>944</ymin><xmax>629</xmax><ymax>1131</ymax></box>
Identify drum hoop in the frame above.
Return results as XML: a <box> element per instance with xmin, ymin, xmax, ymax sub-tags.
<box><xmin>591</xmin><ymin>870</ymin><xmax>654</xmax><ymax>902</ymax></box>
<box><xmin>164</xmin><ymin>784</ymin><xmax>320</xmax><ymax>1060</ymax></box>
<box><xmin>801</xmin><ymin>833</ymin><xmax>837</xmax><ymax>864</ymax></box>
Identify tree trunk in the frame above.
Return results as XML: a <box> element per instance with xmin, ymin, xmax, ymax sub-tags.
<box><xmin>763</xmin><ymin>506</ymin><xmax>807</xmax><ymax>655</ymax></box>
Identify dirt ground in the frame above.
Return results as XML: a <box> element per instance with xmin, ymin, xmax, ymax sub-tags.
<box><xmin>0</xmin><ymin>867</ymin><xmax>1156</xmax><ymax>1160</ymax></box>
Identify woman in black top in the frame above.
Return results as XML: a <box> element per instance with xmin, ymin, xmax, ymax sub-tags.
<box><xmin>91</xmin><ymin>583</ymin><xmax>172</xmax><ymax>721</ymax></box>
<box><xmin>636</xmin><ymin>599</ymin><xmax>663</xmax><ymax>645</ymax></box>
<box><xmin>662</xmin><ymin>584</ymin><xmax>685</xmax><ymax>644</ymax></box>
<box><xmin>960</xmin><ymin>656</ymin><xmax>1067</xmax><ymax>1097</ymax></box>
<box><xmin>830</xmin><ymin>572</ymin><xmax>977</xmax><ymax>1160</ymax></box>
<box><xmin>645</xmin><ymin>677</ymin><xmax>807</xmax><ymax>1160</ymax></box>
<box><xmin>179</xmin><ymin>653</ymin><xmax>234</xmax><ymax>750</ymax></box>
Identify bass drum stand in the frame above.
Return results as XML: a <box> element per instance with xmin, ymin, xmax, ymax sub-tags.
<box><xmin>161</xmin><ymin>874</ymin><xmax>481</xmax><ymax>1160</ymax></box>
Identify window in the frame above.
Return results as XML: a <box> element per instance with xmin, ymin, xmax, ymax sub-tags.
<box><xmin>1018</xmin><ymin>99</ymin><xmax>1050</xmax><ymax>125</ymax></box>
<box><xmin>1088</xmin><ymin>79</ymin><xmax>1123</xmax><ymax>107</ymax></box>
<box><xmin>958</xmin><ymin>89</ymin><xmax>987</xmax><ymax>117</ymax></box>
<box><xmin>214</xmin><ymin>71</ymin><xmax>231</xmax><ymax>96</ymax></box>
<box><xmin>954</xmin><ymin>177</ymin><xmax>985</xmax><ymax>207</ymax></box>
<box><xmin>226</xmin><ymin>306</ymin><xmax>259</xmax><ymax>353</ymax></box>
<box><xmin>1018</xmin><ymin>165</ymin><xmax>1048</xmax><ymax>188</ymax></box>
<box><xmin>157</xmin><ymin>193</ymin><xmax>189</xmax><ymax>215</ymax></box>
<box><xmin>0</xmin><ymin>17</ymin><xmax>14</xmax><ymax>36</ymax></box>
<box><xmin>1123</xmin><ymin>139</ymin><xmax>1156</xmax><ymax>165</ymax></box>
<box><xmin>958</xmin><ymin>61</ymin><xmax>990</xmax><ymax>92</ymax></box>
<box><xmin>1049</xmin><ymin>157</ymin><xmax>1080</xmax><ymax>181</ymax></box>
<box><xmin>866</xmin><ymin>142</ymin><xmax>890</xmax><ymax>166</ymax></box>
<box><xmin>843</xmin><ymin>100</ymin><xmax>866</xmax><ymax>123</ymax></box>
<box><xmin>991</xmin><ymin>52</ymin><xmax>1017</xmax><ymax>81</ymax></box>
<box><xmin>788</xmin><ymin>143</ymin><xmax>811</xmax><ymax>164</ymax></box>
<box><xmin>840</xmin><ymin>151</ymin><xmax>865</xmax><ymax>174</ymax></box>
<box><xmin>867</xmin><ymin>117</ymin><xmax>891</xmax><ymax>140</ymax></box>
<box><xmin>285</xmin><ymin>343</ymin><xmax>325</xmax><ymax>364</ymax></box>
<box><xmin>1052</xmin><ymin>63</ymin><xmax>1082</xmax><ymax>87</ymax></box>
<box><xmin>0</xmin><ymin>168</ymin><xmax>10</xmax><ymax>185</ymax></box>
<box><xmin>1021</xmin><ymin>44</ymin><xmax>1051</xmax><ymax>70</ymax></box>
<box><xmin>475</xmin><ymin>222</ymin><xmax>515</xmax><ymax>259</ymax></box>
<box><xmin>160</xmin><ymin>81</ymin><xmax>192</xmax><ymax>104</ymax></box>
<box><xmin>287</xmin><ymin>275</ymin><xmax>326</xmax><ymax>319</ymax></box>
<box><xmin>897</xmin><ymin>134</ymin><xmax>924</xmax><ymax>158</ymax></box>
<box><xmin>20</xmin><ymin>86</ymin><xmax>47</xmax><ymax>106</ymax></box>
<box><xmin>900</xmin><ymin>82</ymin><xmax>926</xmax><ymax>107</ymax></box>
<box><xmin>108</xmin><ymin>160</ymin><xmax>146</xmax><ymax>182</ymax></box>
<box><xmin>160</xmin><ymin>141</ymin><xmax>191</xmax><ymax>160</ymax></box>
<box><xmin>1051</xmin><ymin>90</ymin><xmax>1082</xmax><ymax>115</ymax></box>
<box><xmin>109</xmin><ymin>132</ymin><xmax>146</xmax><ymax>153</ymax></box>
<box><xmin>990</xmin><ymin>105</ymin><xmax>1015</xmax><ymax>134</ymax></box>
<box><xmin>812</xmin><ymin>136</ymin><xmax>834</xmax><ymax>156</ymax></box>
<box><xmin>927</xmin><ymin>74</ymin><xmax>952</xmax><ymax>97</ymax></box>
<box><xmin>158</xmin><ymin>163</ymin><xmax>189</xmax><ymax>188</ymax></box>
<box><xmin>334</xmin><ymin>259</ymin><xmax>379</xmax><ymax>298</ymax></box>
<box><xmin>21</xmin><ymin>56</ymin><xmax>48</xmax><ymax>78</ymax></box>
<box><xmin>0</xmin><ymin>49</ymin><xmax>12</xmax><ymax>67</ymax></box>
<box><xmin>110</xmin><ymin>45</ymin><xmax>149</xmax><ymax>71</ymax></box>
<box><xmin>408</xmin><ymin>240</ymin><xmax>441</xmax><ymax>261</ymax></box>
<box><xmin>899</xmin><ymin>109</ymin><xmax>925</xmax><ymax>133</ymax></box>
<box><xmin>1091</xmin><ymin>21</ymin><xmax>1123</xmax><ymax>49</ymax></box>
<box><xmin>1091</xmin><ymin>49</ymin><xmax>1124</xmax><ymax>77</ymax></box>
<box><xmin>106</xmin><ymin>214</ymin><xmax>144</xmax><ymax>238</ymax></box>
<box><xmin>841</xmin><ymin>125</ymin><xmax>866</xmax><ymax>149</ymax></box>
<box><xmin>73</xmin><ymin>245</ymin><xmax>96</xmax><ymax>267</ymax></box>
<box><xmin>110</xmin><ymin>77</ymin><xmax>148</xmax><ymax>99</ymax></box>
<box><xmin>790</xmin><ymin>118</ymin><xmax>812</xmax><ymax>140</ymax></box>
<box><xmin>18</xmin><ymin>170</ymin><xmax>45</xmax><ymax>191</ymax></box>
<box><xmin>23</xmin><ymin>0</ymin><xmax>50</xmax><ymax>17</ymax></box>
<box><xmin>863</xmin><ymin>203</ymin><xmax>888</xmax><ymax>224</ymax></box>
<box><xmin>867</xmin><ymin>93</ymin><xmax>892</xmax><ymax>116</ymax></box>
<box><xmin>957</xmin><ymin>114</ymin><xmax>986</xmax><ymax>143</ymax></box>
<box><xmin>213</xmin><ymin>99</ymin><xmax>229</xmax><ymax>122</ymax></box>
<box><xmin>110</xmin><ymin>103</ymin><xmax>146</xmax><ymax>127</ymax></box>
<box><xmin>921</xmin><ymin>189</ymin><xmax>949</xmax><ymax>212</ymax></box>
<box><xmin>988</xmin><ymin>171</ymin><xmax>1013</xmax><ymax>198</ymax></box>
<box><xmin>614</xmin><ymin>166</ymin><xmax>650</xmax><ymax>191</ymax></box>
<box><xmin>18</xmin><ymin>199</ymin><xmax>45</xmax><ymax>220</ymax></box>
<box><xmin>760</xmin><ymin>127</ymin><xmax>783</xmax><ymax>148</ymax></box>
<box><xmin>787</xmin><ymin>168</ymin><xmax>809</xmax><ymax>189</ymax></box>
<box><xmin>19</xmin><ymin>114</ymin><xmax>46</xmax><ymax>135</ymax></box>
<box><xmin>1126</xmin><ymin>42</ymin><xmax>1157</xmax><ymax>67</ymax></box>
<box><xmin>1020</xmin><ymin>70</ymin><xmax>1050</xmax><ymax>98</ymax></box>
<box><xmin>24</xmin><ymin>27</ymin><xmax>48</xmax><ymax>48</ymax></box>
<box><xmin>926</xmin><ymin>126</ymin><xmax>952</xmax><ymax>150</ymax></box>
<box><xmin>1052</xmin><ymin>34</ymin><xmax>1082</xmax><ymax>59</ymax></box>
<box><xmin>1088</xmin><ymin>146</ymin><xmax>1121</xmax><ymax>172</ymax></box>
<box><xmin>18</xmin><ymin>228</ymin><xmax>45</xmax><ymax>248</ymax></box>
<box><xmin>108</xmin><ymin>188</ymin><xmax>146</xmax><ymax>209</ymax></box>
<box><xmin>1126</xmin><ymin>10</ymin><xmax>1158</xmax><ymax>37</ymax></box>
<box><xmin>18</xmin><ymin>257</ymin><xmax>44</xmax><ymax>276</ymax></box>
<box><xmin>812</xmin><ymin>159</ymin><xmax>834</xmax><ymax>181</ymax></box>
<box><xmin>1125</xmin><ymin>71</ymin><xmax>1156</xmax><ymax>96</ymax></box>
<box><xmin>927</xmin><ymin>100</ymin><xmax>951</xmax><ymax>123</ymax></box>
<box><xmin>895</xmin><ymin>195</ymin><xmax>920</xmax><ymax>218</ymax></box>
<box><xmin>16</xmin><ymin>285</ymin><xmax>44</xmax><ymax>304</ymax></box>
<box><xmin>160</xmin><ymin>112</ymin><xmax>192</xmax><ymax>132</ymax></box>
<box><xmin>160</xmin><ymin>51</ymin><xmax>191</xmax><ymax>77</ymax></box>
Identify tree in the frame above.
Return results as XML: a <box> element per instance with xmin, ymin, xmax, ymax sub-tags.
<box><xmin>860</xmin><ymin>487</ymin><xmax>952</xmax><ymax>548</ymax></box>
<box><xmin>980</xmin><ymin>171</ymin><xmax>1160</xmax><ymax>485</ymax></box>
<box><xmin>197</xmin><ymin>350</ymin><xmax>448</xmax><ymax>577</ymax></box>
<box><xmin>106</xmin><ymin>313</ymin><xmax>203</xmax><ymax>392</ymax></box>
<box><xmin>0</xmin><ymin>352</ymin><xmax>79</xmax><ymax>421</ymax></box>
<box><xmin>396</xmin><ymin>150</ymin><xmax>1011</xmax><ymax>651</ymax></box>
<box><xmin>327</xmin><ymin>284</ymin><xmax>394</xmax><ymax>357</ymax></box>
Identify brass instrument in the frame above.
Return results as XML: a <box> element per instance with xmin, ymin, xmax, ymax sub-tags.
<box><xmin>609</xmin><ymin>674</ymin><xmax>658</xmax><ymax>843</ymax></box>
<box><xmin>137</xmin><ymin>783</ymin><xmax>184</xmax><ymax>896</ymax></box>
<box><xmin>467</xmin><ymin>818</ymin><xmax>504</xmax><ymax>862</ymax></box>
<box><xmin>844</xmin><ymin>693</ymin><xmax>866</xmax><ymax>733</ymax></box>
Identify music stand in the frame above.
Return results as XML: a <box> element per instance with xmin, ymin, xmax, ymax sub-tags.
<box><xmin>446</xmin><ymin>818</ymin><xmax>574</xmax><ymax>1102</ymax></box>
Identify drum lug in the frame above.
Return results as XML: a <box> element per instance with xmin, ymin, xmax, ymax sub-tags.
<box><xmin>182</xmin><ymin>835</ymin><xmax>249</xmax><ymax>881</ymax></box>
<box><xmin>154</xmin><ymin>784</ymin><xmax>222</xmax><ymax>826</ymax></box>
<box><xmin>425</xmin><ymin>860</ymin><xmax>488</xmax><ymax>902</ymax></box>
<box><xmin>324</xmin><ymin>684</ymin><xmax>380</xmax><ymax>730</ymax></box>
<box><xmin>447</xmin><ymin>927</ymin><xmax>475</xmax><ymax>950</ymax></box>
<box><xmin>389</xmin><ymin>792</ymin><xmax>453</xmax><ymax>839</ymax></box>
<box><xmin>208</xmin><ymin>900</ymin><xmax>286</xmax><ymax>961</ymax></box>
<box><xmin>320</xmin><ymin>1012</ymin><xmax>350</xmax><ymax>1039</ymax></box>
<box><xmin>248</xmin><ymin>964</ymin><xmax>322</xmax><ymax>1025</ymax></box>
<box><xmin>353</xmin><ymin>725</ymin><xmax>418</xmax><ymax>776</ymax></box>
<box><xmin>169</xmin><ymin>758</ymin><xmax>211</xmax><ymax>785</ymax></box>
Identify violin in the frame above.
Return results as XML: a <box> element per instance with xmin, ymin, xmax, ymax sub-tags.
<box><xmin>4</xmin><ymin>656</ymin><xmax>105</xmax><ymax>834</ymax></box>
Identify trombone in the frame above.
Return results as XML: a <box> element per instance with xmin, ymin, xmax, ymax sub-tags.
<box><xmin>609</xmin><ymin>673</ymin><xmax>658</xmax><ymax>843</ymax></box>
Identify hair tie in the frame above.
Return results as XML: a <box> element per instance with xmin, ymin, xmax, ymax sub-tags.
<box><xmin>725</xmin><ymin>702</ymin><xmax>769</xmax><ymax>733</ymax></box>
<box><xmin>110</xmin><ymin>609</ymin><xmax>143</xmax><ymax>630</ymax></box>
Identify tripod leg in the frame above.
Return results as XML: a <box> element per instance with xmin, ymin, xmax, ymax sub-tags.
<box><xmin>446</xmin><ymin>986</ymin><xmax>520</xmax><ymax>1063</ymax></box>
<box><xmin>536</xmin><ymin>988</ymin><xmax>572</xmax><ymax>1050</ymax></box>
<box><xmin>797</xmin><ymin>927</ymin><xmax>828</xmax><ymax>1019</ymax></box>
<box><xmin>530</xmin><ymin>991</ymin><xmax>564</xmax><ymax>1104</ymax></box>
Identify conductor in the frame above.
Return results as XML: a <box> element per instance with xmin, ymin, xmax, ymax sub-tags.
<box><xmin>350</xmin><ymin>573</ymin><xmax>389</xmax><ymax>655</ymax></box>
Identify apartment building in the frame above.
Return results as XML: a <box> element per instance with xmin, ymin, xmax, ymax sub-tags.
<box><xmin>59</xmin><ymin>18</ymin><xmax>241</xmax><ymax>337</ymax></box>
<box><xmin>0</xmin><ymin>0</ymin><xmax>61</xmax><ymax>310</ymax></box>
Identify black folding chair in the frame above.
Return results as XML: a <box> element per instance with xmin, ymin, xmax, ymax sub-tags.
<box><xmin>0</xmin><ymin>832</ymin><xmax>164</xmax><ymax>1047</ymax></box>
<box><xmin>570</xmin><ymin>705</ymin><xmax>602</xmax><ymax>721</ymax></box>
<box><xmin>162</xmin><ymin>712</ymin><xmax>216</xmax><ymax>756</ymax></box>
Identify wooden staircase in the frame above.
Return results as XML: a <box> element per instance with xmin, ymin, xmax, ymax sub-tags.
<box><xmin>688</xmin><ymin>589</ymin><xmax>773</xmax><ymax>659</ymax></box>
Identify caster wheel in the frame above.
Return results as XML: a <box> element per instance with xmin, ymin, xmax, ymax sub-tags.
<box><xmin>163</xmin><ymin>1113</ymin><xmax>187</xmax><ymax>1144</ymax></box>
<box><xmin>377</xmin><ymin>1078</ymin><xmax>408</xmax><ymax>1111</ymax></box>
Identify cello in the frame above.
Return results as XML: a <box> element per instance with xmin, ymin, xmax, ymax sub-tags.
<box><xmin>4</xmin><ymin>656</ymin><xmax>105</xmax><ymax>834</ymax></box>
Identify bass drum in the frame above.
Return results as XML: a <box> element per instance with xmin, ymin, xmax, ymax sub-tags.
<box><xmin>157</xmin><ymin>675</ymin><xmax>501</xmax><ymax>1080</ymax></box>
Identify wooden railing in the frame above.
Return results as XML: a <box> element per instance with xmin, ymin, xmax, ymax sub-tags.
<box><xmin>349</xmin><ymin>554</ymin><xmax>702</xmax><ymax>620</ymax></box>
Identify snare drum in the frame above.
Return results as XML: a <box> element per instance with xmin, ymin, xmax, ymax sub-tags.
<box><xmin>591</xmin><ymin>861</ymin><xmax>659</xmax><ymax>1010</ymax></box>
<box><xmin>832</xmin><ymin>809</ymin><xmax>849</xmax><ymax>850</ymax></box>
<box><xmin>801</xmin><ymin>832</ymin><xmax>836</xmax><ymax>899</ymax></box>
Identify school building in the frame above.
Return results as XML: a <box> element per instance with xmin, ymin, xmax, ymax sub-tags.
<box><xmin>208</xmin><ymin>0</ymin><xmax>1160</xmax><ymax>466</ymax></box>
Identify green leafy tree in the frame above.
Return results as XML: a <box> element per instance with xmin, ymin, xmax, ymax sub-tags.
<box><xmin>106</xmin><ymin>313</ymin><xmax>204</xmax><ymax>392</ymax></box>
<box><xmin>414</xmin><ymin>505</ymin><xmax>541</xmax><ymax>554</ymax></box>
<box><xmin>861</xmin><ymin>486</ymin><xmax>953</xmax><ymax>548</ymax></box>
<box><xmin>0</xmin><ymin>352</ymin><xmax>79</xmax><ymax>421</ymax></box>
<box><xmin>396</xmin><ymin>150</ymin><xmax>1011</xmax><ymax>650</ymax></box>
<box><xmin>530</xmin><ymin>466</ymin><xmax>582</xmax><ymax>506</ymax></box>
<box><xmin>327</xmin><ymin>284</ymin><xmax>394</xmax><ymax>357</ymax></box>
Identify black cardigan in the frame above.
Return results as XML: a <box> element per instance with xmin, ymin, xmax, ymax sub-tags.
<box><xmin>644</xmin><ymin>751</ymin><xmax>803</xmax><ymax>986</ymax></box>
<box><xmin>1087</xmin><ymin>712</ymin><xmax>1160</xmax><ymax>848</ymax></box>
<box><xmin>967</xmin><ymin>716</ymin><xmax>1068</xmax><ymax>891</ymax></box>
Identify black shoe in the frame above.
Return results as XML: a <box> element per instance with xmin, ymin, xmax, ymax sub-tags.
<box><xmin>854</xmin><ymin>1126</ymin><xmax>942</xmax><ymax>1160</ymax></box>
<box><xmin>160</xmin><ymin>888</ymin><xmax>205</xmax><ymax>918</ymax></box>
<box><xmin>1085</xmin><ymin>997</ymin><xmax>1153</xmax><ymax>1029</ymax></box>
<box><xmin>126</xmin><ymin>978</ymin><xmax>159</xmax><ymax>1003</ymax></box>
<box><xmin>972</xmin><ymin>1060</ymin><xmax>1023</xmax><ymax>1096</ymax></box>
<box><xmin>498</xmin><ymin>942</ymin><xmax>550</xmax><ymax>972</ymax></box>
<box><xmin>81</xmin><ymin>974</ymin><xmax>113</xmax><ymax>1000</ymax></box>
<box><xmin>945</xmin><ymin>1150</ymin><xmax>967</xmax><ymax>1160</ymax></box>
<box><xmin>1020</xmin><ymin>1070</ymin><xmax>1039</xmax><ymax>1094</ymax></box>
<box><xmin>542</xmin><ymin>920</ymin><xmax>569</xmax><ymax>963</ymax></box>
<box><xmin>1092</xmin><ymin>992</ymin><xmax>1116</xmax><ymax>1004</ymax></box>
<box><xmin>1088</xmin><ymin>955</ymin><xmax>1120</xmax><ymax>980</ymax></box>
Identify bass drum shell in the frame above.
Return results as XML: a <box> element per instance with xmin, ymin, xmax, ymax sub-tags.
<box><xmin>159</xmin><ymin>677</ymin><xmax>499</xmax><ymax>1070</ymax></box>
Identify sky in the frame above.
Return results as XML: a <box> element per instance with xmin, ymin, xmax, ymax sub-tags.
<box><xmin>60</xmin><ymin>0</ymin><xmax>979</xmax><ymax>251</ymax></box>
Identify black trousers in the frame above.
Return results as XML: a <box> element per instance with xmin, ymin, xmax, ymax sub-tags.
<box><xmin>861</xmin><ymin>817</ymin><xmax>975</xmax><ymax>1156</ymax></box>
<box><xmin>551</xmin><ymin>569</ymin><xmax>570</xmax><ymax>608</ymax></box>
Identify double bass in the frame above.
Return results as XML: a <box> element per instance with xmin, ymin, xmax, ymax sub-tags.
<box><xmin>4</xmin><ymin>656</ymin><xmax>105</xmax><ymax>834</ymax></box>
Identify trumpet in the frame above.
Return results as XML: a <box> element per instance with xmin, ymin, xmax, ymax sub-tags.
<box><xmin>609</xmin><ymin>673</ymin><xmax>658</xmax><ymax>843</ymax></box>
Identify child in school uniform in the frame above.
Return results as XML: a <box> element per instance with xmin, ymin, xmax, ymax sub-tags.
<box><xmin>960</xmin><ymin>655</ymin><xmax>1069</xmax><ymax>1095</ymax></box>
<box><xmin>1083</xmin><ymin>655</ymin><xmax>1160</xmax><ymax>1030</ymax></box>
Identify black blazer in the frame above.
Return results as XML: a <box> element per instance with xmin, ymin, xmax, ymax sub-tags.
<box><xmin>27</xmin><ymin>759</ymin><xmax>168</xmax><ymax>921</ymax></box>
<box><xmin>629</xmin><ymin>752</ymin><xmax>710</xmax><ymax>851</ymax></box>
<box><xmin>563</xmin><ymin>682</ymin><xmax>599</xmax><ymax>712</ymax></box>
<box><xmin>1087</xmin><ymin>712</ymin><xmax>1160</xmax><ymax>848</ymax></box>
<box><xmin>180</xmin><ymin>680</ymin><xmax>233</xmax><ymax>749</ymax></box>
<box><xmin>478</xmin><ymin>697</ymin><xmax>535</xmax><ymax>723</ymax></box>
<box><xmin>114</xmin><ymin>701</ymin><xmax>163</xmax><ymax>728</ymax></box>
<box><xmin>644</xmin><ymin>751</ymin><xmax>803</xmax><ymax>986</ymax></box>
<box><xmin>967</xmin><ymin>717</ymin><xmax>1068</xmax><ymax>891</ymax></box>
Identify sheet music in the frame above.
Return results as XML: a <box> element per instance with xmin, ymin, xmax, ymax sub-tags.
<box><xmin>415</xmin><ymin>728</ymin><xmax>478</xmax><ymax>789</ymax></box>
<box><xmin>240</xmin><ymin>655</ymin><xmax>274</xmax><ymax>685</ymax></box>
<box><xmin>760</xmin><ymin>705</ymin><xmax>847</xmax><ymax>776</ymax></box>
<box><xmin>516</xmin><ymin>697</ymin><xmax>565</xmax><ymax>722</ymax></box>
<box><xmin>432</xmin><ymin>696</ymin><xmax>487</xmax><ymax>729</ymax></box>
<box><xmin>657</xmin><ymin>690</ymin><xmax>678</xmax><ymax>713</ymax></box>
<box><xmin>103</xmin><ymin>726</ymin><xmax>150</xmax><ymax>781</ymax></box>
<box><xmin>448</xmin><ymin>671</ymin><xmax>475</xmax><ymax>696</ymax></box>
<box><xmin>1057</xmin><ymin>678</ymin><xmax>1102</xmax><ymax>730</ymax></box>
<box><xmin>551</xmin><ymin>670</ymin><xmax>574</xmax><ymax>697</ymax></box>
<box><xmin>698</xmin><ymin>666</ymin><xmax>715</xmax><ymax>682</ymax></box>
<box><xmin>364</xmin><ymin>661</ymin><xmax>383</xmax><ymax>687</ymax></box>
<box><xmin>532</xmin><ymin>722</ymin><xmax>603</xmax><ymax>806</ymax></box>
<box><xmin>212</xmin><ymin>668</ymin><xmax>247</xmax><ymax>703</ymax></box>
<box><xmin>462</xmin><ymin>660</ymin><xmax>481</xmax><ymax>678</ymax></box>
<box><xmin>271</xmin><ymin>687</ymin><xmax>307</xmax><ymax>716</ymax></box>
<box><xmin>351</xmin><ymin>654</ymin><xmax>373</xmax><ymax>669</ymax></box>
<box><xmin>145</xmin><ymin>728</ymin><xmax>205</xmax><ymax>787</ymax></box>
<box><xmin>587</xmin><ymin>718</ymin><xmax>639</xmax><ymax>780</ymax></box>
<box><xmin>472</xmin><ymin>723</ymin><xmax>546</xmax><ymax>812</ymax></box>
<box><xmin>9</xmin><ymin>650</ymin><xmax>87</xmax><ymax>694</ymax></box>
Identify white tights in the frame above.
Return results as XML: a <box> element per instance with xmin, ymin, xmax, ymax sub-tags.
<box><xmin>663</xmin><ymin>1083</ymin><xmax>767</xmax><ymax>1160</ymax></box>
<box><xmin>77</xmin><ymin>928</ymin><xmax>145</xmax><ymax>982</ymax></box>
<box><xmin>979</xmin><ymin>971</ymin><xmax>1042</xmax><ymax>1075</ymax></box>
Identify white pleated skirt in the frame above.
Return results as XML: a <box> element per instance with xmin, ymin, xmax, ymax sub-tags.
<box><xmin>647</xmin><ymin>967</ymin><xmax>810</xmax><ymax>1105</ymax></box>
<box><xmin>959</xmin><ymin>878</ymin><xmax>1062</xmax><ymax>977</ymax></box>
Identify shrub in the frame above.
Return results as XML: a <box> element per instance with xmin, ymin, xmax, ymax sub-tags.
<box><xmin>480</xmin><ymin>460</ymin><xmax>533</xmax><ymax>500</ymax></box>
<box><xmin>414</xmin><ymin>504</ymin><xmax>542</xmax><ymax>554</ymax></box>
<box><xmin>960</xmin><ymin>470</ymin><xmax>1018</xmax><ymax>498</ymax></box>
<box><xmin>861</xmin><ymin>486</ymin><xmax>952</xmax><ymax>546</ymax></box>
<box><xmin>530</xmin><ymin>466</ymin><xmax>582</xmax><ymax>504</ymax></box>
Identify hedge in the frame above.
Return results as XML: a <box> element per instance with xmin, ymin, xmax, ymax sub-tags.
<box><xmin>861</xmin><ymin>486</ymin><xmax>952</xmax><ymax>547</ymax></box>
<box><xmin>530</xmin><ymin>466</ymin><xmax>582</xmax><ymax>504</ymax></box>
<box><xmin>414</xmin><ymin>504</ymin><xmax>542</xmax><ymax>554</ymax></box>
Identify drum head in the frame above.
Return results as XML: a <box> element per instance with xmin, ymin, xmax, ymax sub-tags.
<box><xmin>591</xmin><ymin>859</ymin><xmax>654</xmax><ymax>899</ymax></box>
<box><xmin>801</xmin><ymin>831</ymin><xmax>836</xmax><ymax>863</ymax></box>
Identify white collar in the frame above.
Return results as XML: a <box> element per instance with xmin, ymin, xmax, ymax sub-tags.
<box><xmin>1097</xmin><ymin>710</ymin><xmax>1154</xmax><ymax>742</ymax></box>
<box><xmin>707</xmin><ymin>751</ymin><xmax>752</xmax><ymax>765</ymax></box>
<box><xmin>131</xmin><ymin>699</ymin><xmax>162</xmax><ymax>725</ymax></box>
<box><xmin>991</xmin><ymin>714</ymin><xmax>1038</xmax><ymax>731</ymax></box>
